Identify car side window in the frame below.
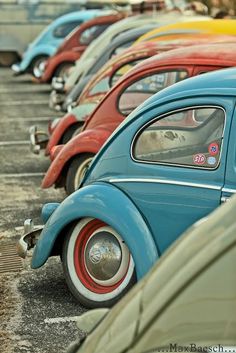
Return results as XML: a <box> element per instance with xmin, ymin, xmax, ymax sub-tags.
<box><xmin>119</xmin><ymin>70</ymin><xmax>188</xmax><ymax>116</ymax></box>
<box><xmin>110</xmin><ymin>59</ymin><xmax>143</xmax><ymax>87</ymax></box>
<box><xmin>133</xmin><ymin>107</ymin><xmax>225</xmax><ymax>169</ymax></box>
<box><xmin>53</xmin><ymin>21</ymin><xmax>82</xmax><ymax>38</ymax></box>
<box><xmin>80</xmin><ymin>24</ymin><xmax>110</xmax><ymax>45</ymax></box>
<box><xmin>88</xmin><ymin>59</ymin><xmax>142</xmax><ymax>97</ymax></box>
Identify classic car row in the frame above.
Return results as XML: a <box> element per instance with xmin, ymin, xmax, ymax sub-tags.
<box><xmin>8</xmin><ymin>3</ymin><xmax>236</xmax><ymax>351</ymax></box>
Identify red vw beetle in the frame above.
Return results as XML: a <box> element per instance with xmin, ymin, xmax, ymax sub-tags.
<box><xmin>41</xmin><ymin>43</ymin><xmax>236</xmax><ymax>194</ymax></box>
<box><xmin>36</xmin><ymin>13</ymin><xmax>124</xmax><ymax>83</ymax></box>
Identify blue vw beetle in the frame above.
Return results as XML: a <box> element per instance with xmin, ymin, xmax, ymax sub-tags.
<box><xmin>17</xmin><ymin>67</ymin><xmax>236</xmax><ymax>308</ymax></box>
<box><xmin>12</xmin><ymin>10</ymin><xmax>103</xmax><ymax>77</ymax></box>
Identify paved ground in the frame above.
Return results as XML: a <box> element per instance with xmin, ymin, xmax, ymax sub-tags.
<box><xmin>0</xmin><ymin>68</ymin><xmax>86</xmax><ymax>353</ymax></box>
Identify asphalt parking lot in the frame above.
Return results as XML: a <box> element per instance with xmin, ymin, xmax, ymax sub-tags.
<box><xmin>0</xmin><ymin>68</ymin><xmax>86</xmax><ymax>353</ymax></box>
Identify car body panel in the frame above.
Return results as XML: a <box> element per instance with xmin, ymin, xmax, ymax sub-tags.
<box><xmin>31</xmin><ymin>182</ymin><xmax>159</xmax><ymax>278</ymax></box>
<box><xmin>64</xmin><ymin>13</ymin><xmax>208</xmax><ymax>91</ymax></box>
<box><xmin>39</xmin><ymin>13</ymin><xmax>123</xmax><ymax>82</ymax></box>
<box><xmin>43</xmin><ymin>43</ymin><xmax>236</xmax><ymax>188</ymax></box>
<box><xmin>62</xmin><ymin>24</ymin><xmax>158</xmax><ymax>109</ymax></box>
<box><xmin>19</xmin><ymin>68</ymin><xmax>236</xmax><ymax>305</ymax></box>
<box><xmin>63</xmin><ymin>32</ymin><xmax>236</xmax><ymax>111</ymax></box>
<box><xmin>12</xmin><ymin>10</ymin><xmax>102</xmax><ymax>74</ymax></box>
<box><xmin>136</xmin><ymin>19</ymin><xmax>236</xmax><ymax>44</ymax></box>
<box><xmin>46</xmin><ymin>40</ymin><xmax>164</xmax><ymax>154</ymax></box>
<box><xmin>72</xmin><ymin>192</ymin><xmax>236</xmax><ymax>353</ymax></box>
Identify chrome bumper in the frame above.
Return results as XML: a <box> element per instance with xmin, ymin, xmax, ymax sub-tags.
<box><xmin>51</xmin><ymin>76</ymin><xmax>65</xmax><ymax>91</ymax></box>
<box><xmin>49</xmin><ymin>90</ymin><xmax>65</xmax><ymax>111</ymax></box>
<box><xmin>17</xmin><ymin>219</ymin><xmax>44</xmax><ymax>259</ymax></box>
<box><xmin>11</xmin><ymin>63</ymin><xmax>22</xmax><ymax>75</ymax></box>
<box><xmin>29</xmin><ymin>125</ymin><xmax>49</xmax><ymax>154</ymax></box>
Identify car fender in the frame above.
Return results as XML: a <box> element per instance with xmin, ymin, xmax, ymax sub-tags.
<box><xmin>18</xmin><ymin>44</ymin><xmax>57</xmax><ymax>72</ymax></box>
<box><xmin>42</xmin><ymin>128</ymin><xmax>110</xmax><ymax>188</ymax></box>
<box><xmin>40</xmin><ymin>51</ymin><xmax>79</xmax><ymax>82</ymax></box>
<box><xmin>32</xmin><ymin>182</ymin><xmax>159</xmax><ymax>279</ymax></box>
<box><xmin>45</xmin><ymin>112</ymin><xmax>78</xmax><ymax>155</ymax></box>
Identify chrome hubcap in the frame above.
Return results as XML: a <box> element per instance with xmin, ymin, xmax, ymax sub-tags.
<box><xmin>83</xmin><ymin>226</ymin><xmax>130</xmax><ymax>286</ymax></box>
<box><xmin>85</xmin><ymin>231</ymin><xmax>122</xmax><ymax>281</ymax></box>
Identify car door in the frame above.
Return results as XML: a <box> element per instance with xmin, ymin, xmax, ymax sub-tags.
<box><xmin>125</xmin><ymin>97</ymin><xmax>234</xmax><ymax>254</ymax></box>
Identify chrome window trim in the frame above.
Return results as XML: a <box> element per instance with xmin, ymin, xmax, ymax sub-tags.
<box><xmin>109</xmin><ymin>178</ymin><xmax>221</xmax><ymax>191</ymax></box>
<box><xmin>130</xmin><ymin>105</ymin><xmax>226</xmax><ymax>171</ymax></box>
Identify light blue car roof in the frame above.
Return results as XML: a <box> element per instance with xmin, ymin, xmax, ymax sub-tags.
<box><xmin>30</xmin><ymin>9</ymin><xmax>105</xmax><ymax>47</ymax></box>
<box><xmin>48</xmin><ymin>10</ymin><xmax>104</xmax><ymax>28</ymax></box>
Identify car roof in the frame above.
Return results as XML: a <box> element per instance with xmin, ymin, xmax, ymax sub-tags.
<box><xmin>76</xmin><ymin>191</ymin><xmax>236</xmax><ymax>353</ymax></box>
<box><xmin>50</xmin><ymin>10</ymin><xmax>102</xmax><ymax>26</ymax></box>
<box><xmin>137</xmin><ymin>19</ymin><xmax>236</xmax><ymax>43</ymax></box>
<box><xmin>107</xmin><ymin>24</ymin><xmax>157</xmax><ymax>47</ymax></box>
<box><xmin>128</xmin><ymin>42</ymin><xmax>236</xmax><ymax>74</ymax></box>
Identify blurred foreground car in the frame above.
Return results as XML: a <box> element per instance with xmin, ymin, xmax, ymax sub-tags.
<box><xmin>17</xmin><ymin>67</ymin><xmax>236</xmax><ymax>308</ymax></box>
<box><xmin>43</xmin><ymin>43</ymin><xmax>236</xmax><ymax>194</ymax></box>
<box><xmin>11</xmin><ymin>10</ymin><xmax>103</xmax><ymax>77</ymax></box>
<box><xmin>37</xmin><ymin>12</ymin><xmax>124</xmax><ymax>83</ymax></box>
<box><xmin>67</xmin><ymin>193</ymin><xmax>236</xmax><ymax>353</ymax></box>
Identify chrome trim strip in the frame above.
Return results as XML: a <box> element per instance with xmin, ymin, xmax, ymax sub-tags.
<box><xmin>130</xmin><ymin>105</ymin><xmax>226</xmax><ymax>171</ymax></box>
<box><xmin>222</xmin><ymin>188</ymin><xmax>236</xmax><ymax>194</ymax></box>
<box><xmin>109</xmin><ymin>178</ymin><xmax>221</xmax><ymax>191</ymax></box>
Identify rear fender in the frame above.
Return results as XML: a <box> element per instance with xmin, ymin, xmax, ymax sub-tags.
<box><xmin>19</xmin><ymin>44</ymin><xmax>56</xmax><ymax>71</ymax></box>
<box><xmin>42</xmin><ymin>128</ymin><xmax>110</xmax><ymax>188</ymax></box>
<box><xmin>32</xmin><ymin>182</ymin><xmax>159</xmax><ymax>279</ymax></box>
<box><xmin>41</xmin><ymin>51</ymin><xmax>78</xmax><ymax>82</ymax></box>
<box><xmin>45</xmin><ymin>113</ymin><xmax>78</xmax><ymax>155</ymax></box>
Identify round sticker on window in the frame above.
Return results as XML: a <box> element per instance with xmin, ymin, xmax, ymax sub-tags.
<box><xmin>207</xmin><ymin>156</ymin><xmax>217</xmax><ymax>166</ymax></box>
<box><xmin>193</xmin><ymin>154</ymin><xmax>206</xmax><ymax>165</ymax></box>
<box><xmin>208</xmin><ymin>142</ymin><xmax>219</xmax><ymax>156</ymax></box>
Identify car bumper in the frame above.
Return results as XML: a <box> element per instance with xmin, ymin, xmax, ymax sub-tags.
<box><xmin>29</xmin><ymin>125</ymin><xmax>49</xmax><ymax>154</ymax></box>
<box><xmin>11</xmin><ymin>63</ymin><xmax>23</xmax><ymax>75</ymax></box>
<box><xmin>51</xmin><ymin>76</ymin><xmax>65</xmax><ymax>92</ymax></box>
<box><xmin>49</xmin><ymin>90</ymin><xmax>65</xmax><ymax>111</ymax></box>
<box><xmin>17</xmin><ymin>219</ymin><xmax>44</xmax><ymax>259</ymax></box>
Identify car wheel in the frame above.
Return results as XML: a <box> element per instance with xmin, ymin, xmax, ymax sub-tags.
<box><xmin>62</xmin><ymin>218</ymin><xmax>136</xmax><ymax>308</ymax></box>
<box><xmin>54</xmin><ymin>62</ymin><xmax>74</xmax><ymax>81</ymax></box>
<box><xmin>61</xmin><ymin>122</ymin><xmax>83</xmax><ymax>144</ymax></box>
<box><xmin>30</xmin><ymin>55</ymin><xmax>48</xmax><ymax>77</ymax></box>
<box><xmin>65</xmin><ymin>153</ymin><xmax>94</xmax><ymax>194</ymax></box>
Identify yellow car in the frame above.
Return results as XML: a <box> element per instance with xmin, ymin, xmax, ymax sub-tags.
<box><xmin>135</xmin><ymin>19</ymin><xmax>236</xmax><ymax>43</ymax></box>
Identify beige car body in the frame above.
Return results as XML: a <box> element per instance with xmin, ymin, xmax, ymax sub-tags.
<box><xmin>69</xmin><ymin>194</ymin><xmax>236</xmax><ymax>353</ymax></box>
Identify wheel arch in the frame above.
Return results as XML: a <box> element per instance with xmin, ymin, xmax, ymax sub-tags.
<box><xmin>31</xmin><ymin>182</ymin><xmax>159</xmax><ymax>279</ymax></box>
<box><xmin>43</xmin><ymin>129</ymin><xmax>109</xmax><ymax>188</ymax></box>
<box><xmin>53</xmin><ymin>59</ymin><xmax>75</xmax><ymax>80</ymax></box>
